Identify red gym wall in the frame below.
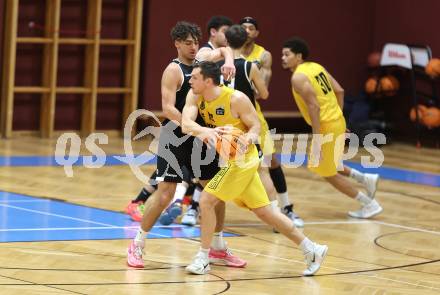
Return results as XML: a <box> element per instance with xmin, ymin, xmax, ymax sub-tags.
<box><xmin>1</xmin><ymin>0</ymin><xmax>439</xmax><ymax>132</ymax></box>
<box><xmin>0</xmin><ymin>0</ymin><xmax>4</xmax><ymax>89</ymax></box>
<box><xmin>140</xmin><ymin>0</ymin><xmax>373</xmax><ymax>112</ymax></box>
<box><xmin>372</xmin><ymin>1</ymin><xmax>440</xmax><ymax>55</ymax></box>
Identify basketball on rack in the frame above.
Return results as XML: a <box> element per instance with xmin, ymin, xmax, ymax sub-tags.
<box><xmin>421</xmin><ymin>107</ymin><xmax>440</xmax><ymax>128</ymax></box>
<box><xmin>365</xmin><ymin>77</ymin><xmax>379</xmax><ymax>94</ymax></box>
<box><xmin>425</xmin><ymin>58</ymin><xmax>440</xmax><ymax>78</ymax></box>
<box><xmin>409</xmin><ymin>104</ymin><xmax>427</xmax><ymax>122</ymax></box>
<box><xmin>379</xmin><ymin>75</ymin><xmax>399</xmax><ymax>96</ymax></box>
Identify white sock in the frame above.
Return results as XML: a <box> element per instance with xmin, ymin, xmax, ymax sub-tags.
<box><xmin>299</xmin><ymin>237</ymin><xmax>314</xmax><ymax>254</ymax></box>
<box><xmin>349</xmin><ymin>168</ymin><xmax>365</xmax><ymax>184</ymax></box>
<box><xmin>211</xmin><ymin>231</ymin><xmax>226</xmax><ymax>250</ymax></box>
<box><xmin>199</xmin><ymin>247</ymin><xmax>210</xmax><ymax>259</ymax></box>
<box><xmin>172</xmin><ymin>182</ymin><xmax>188</xmax><ymax>203</ymax></box>
<box><xmin>270</xmin><ymin>200</ymin><xmax>280</xmax><ymax>212</ymax></box>
<box><xmin>355</xmin><ymin>191</ymin><xmax>371</xmax><ymax>206</ymax></box>
<box><xmin>278</xmin><ymin>192</ymin><xmax>290</xmax><ymax>208</ymax></box>
<box><xmin>192</xmin><ymin>187</ymin><xmax>201</xmax><ymax>203</ymax></box>
<box><xmin>135</xmin><ymin>228</ymin><xmax>147</xmax><ymax>246</ymax></box>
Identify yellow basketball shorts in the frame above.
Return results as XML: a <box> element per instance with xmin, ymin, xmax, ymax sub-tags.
<box><xmin>205</xmin><ymin>145</ymin><xmax>270</xmax><ymax>209</ymax></box>
<box><xmin>256</xmin><ymin>102</ymin><xmax>275</xmax><ymax>156</ymax></box>
<box><xmin>308</xmin><ymin>117</ymin><xmax>346</xmax><ymax>177</ymax></box>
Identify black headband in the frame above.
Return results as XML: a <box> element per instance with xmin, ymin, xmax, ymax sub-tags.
<box><xmin>239</xmin><ymin>17</ymin><xmax>258</xmax><ymax>30</ymax></box>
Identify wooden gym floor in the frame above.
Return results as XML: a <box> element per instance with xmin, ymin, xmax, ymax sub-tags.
<box><xmin>0</xmin><ymin>135</ymin><xmax>439</xmax><ymax>294</ymax></box>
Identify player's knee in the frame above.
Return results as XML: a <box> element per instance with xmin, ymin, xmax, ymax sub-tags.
<box><xmin>156</xmin><ymin>186</ymin><xmax>176</xmax><ymax>207</ymax></box>
<box><xmin>158</xmin><ymin>194</ymin><xmax>173</xmax><ymax>208</ymax></box>
<box><xmin>200</xmin><ymin>193</ymin><xmax>218</xmax><ymax>210</ymax></box>
<box><xmin>323</xmin><ymin>174</ymin><xmax>339</xmax><ymax>184</ymax></box>
<box><xmin>253</xmin><ymin>206</ymin><xmax>272</xmax><ymax>221</ymax></box>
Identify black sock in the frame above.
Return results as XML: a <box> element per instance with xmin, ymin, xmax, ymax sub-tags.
<box><xmin>132</xmin><ymin>188</ymin><xmax>152</xmax><ymax>203</ymax></box>
<box><xmin>148</xmin><ymin>170</ymin><xmax>159</xmax><ymax>190</ymax></box>
<box><xmin>283</xmin><ymin>204</ymin><xmax>293</xmax><ymax>212</ymax></box>
<box><xmin>132</xmin><ymin>171</ymin><xmax>158</xmax><ymax>203</ymax></box>
<box><xmin>269</xmin><ymin>166</ymin><xmax>287</xmax><ymax>194</ymax></box>
<box><xmin>190</xmin><ymin>200</ymin><xmax>200</xmax><ymax>210</ymax></box>
<box><xmin>185</xmin><ymin>183</ymin><xmax>196</xmax><ymax>196</ymax></box>
<box><xmin>195</xmin><ymin>182</ymin><xmax>204</xmax><ymax>191</ymax></box>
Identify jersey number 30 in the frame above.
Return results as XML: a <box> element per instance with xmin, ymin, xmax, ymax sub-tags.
<box><xmin>314</xmin><ymin>72</ymin><xmax>332</xmax><ymax>95</ymax></box>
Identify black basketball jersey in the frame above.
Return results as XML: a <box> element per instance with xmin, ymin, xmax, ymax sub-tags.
<box><xmin>172</xmin><ymin>59</ymin><xmax>193</xmax><ymax>113</ymax></box>
<box><xmin>163</xmin><ymin>59</ymin><xmax>205</xmax><ymax>128</ymax></box>
<box><xmin>219</xmin><ymin>58</ymin><xmax>255</xmax><ymax>106</ymax></box>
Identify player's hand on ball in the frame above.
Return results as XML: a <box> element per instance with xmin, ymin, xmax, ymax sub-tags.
<box><xmin>200</xmin><ymin>127</ymin><xmax>221</xmax><ymax>149</ymax></box>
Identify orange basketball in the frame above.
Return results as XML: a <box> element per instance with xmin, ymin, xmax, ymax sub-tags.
<box><xmin>425</xmin><ymin>61</ymin><xmax>436</xmax><ymax>78</ymax></box>
<box><xmin>365</xmin><ymin>77</ymin><xmax>379</xmax><ymax>94</ymax></box>
<box><xmin>432</xmin><ymin>59</ymin><xmax>440</xmax><ymax>75</ymax></box>
<box><xmin>409</xmin><ymin>104</ymin><xmax>427</xmax><ymax>122</ymax></box>
<box><xmin>216</xmin><ymin>127</ymin><xmax>247</xmax><ymax>159</ymax></box>
<box><xmin>421</xmin><ymin>107</ymin><xmax>440</xmax><ymax>128</ymax></box>
<box><xmin>367</xmin><ymin>52</ymin><xmax>382</xmax><ymax>68</ymax></box>
<box><xmin>425</xmin><ymin>58</ymin><xmax>440</xmax><ymax>78</ymax></box>
<box><xmin>379</xmin><ymin>75</ymin><xmax>399</xmax><ymax>96</ymax></box>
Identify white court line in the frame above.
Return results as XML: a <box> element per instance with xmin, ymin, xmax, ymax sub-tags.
<box><xmin>3</xmin><ymin>202</ymin><xmax>439</xmax><ymax>240</ymax></box>
<box><xmin>0</xmin><ymin>203</ymin><xmax>115</xmax><ymax>227</ymax></box>
<box><xmin>0</xmin><ymin>226</ymin><xmax>128</xmax><ymax>232</ymax></box>
<box><xmin>0</xmin><ymin>198</ymin><xmax>125</xmax><ymax>203</ymax></box>
<box><xmin>225</xmin><ymin>220</ymin><xmax>372</xmax><ymax>227</ymax></box>
<box><xmin>226</xmin><ymin>219</ymin><xmax>440</xmax><ymax>236</ymax></box>
<box><xmin>0</xmin><ymin>225</ymin><xmax>188</xmax><ymax>232</ymax></box>
<box><xmin>0</xmin><ymin>200</ymin><xmax>50</xmax><ymax>203</ymax></box>
<box><xmin>178</xmin><ymin>233</ymin><xmax>440</xmax><ymax>291</ymax></box>
<box><xmin>179</xmin><ymin>237</ymin><xmax>346</xmax><ymax>271</ymax></box>
<box><xmin>227</xmin><ymin>246</ymin><xmax>440</xmax><ymax>292</ymax></box>
<box><xmin>1</xmin><ymin>211</ymin><xmax>439</xmax><ymax>289</ymax></box>
<box><xmin>357</xmin><ymin>273</ymin><xmax>440</xmax><ymax>291</ymax></box>
<box><xmin>17</xmin><ymin>249</ymin><xmax>83</xmax><ymax>257</ymax></box>
<box><xmin>0</xmin><ymin>226</ymin><xmax>171</xmax><ymax>238</ymax></box>
<box><xmin>0</xmin><ymin>202</ymin><xmax>185</xmax><ymax>238</ymax></box>
<box><xmin>66</xmin><ymin>198</ymin><xmax>126</xmax><ymax>202</ymax></box>
<box><xmin>372</xmin><ymin>221</ymin><xmax>440</xmax><ymax>236</ymax></box>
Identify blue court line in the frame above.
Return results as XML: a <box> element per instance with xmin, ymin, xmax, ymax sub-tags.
<box><xmin>275</xmin><ymin>154</ymin><xmax>440</xmax><ymax>188</ymax></box>
<box><xmin>0</xmin><ymin>154</ymin><xmax>157</xmax><ymax>167</ymax></box>
<box><xmin>0</xmin><ymin>191</ymin><xmax>238</xmax><ymax>243</ymax></box>
<box><xmin>0</xmin><ymin>154</ymin><xmax>438</xmax><ymax>187</ymax></box>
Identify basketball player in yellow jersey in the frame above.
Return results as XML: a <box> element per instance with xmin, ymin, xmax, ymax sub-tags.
<box><xmin>239</xmin><ymin>17</ymin><xmax>304</xmax><ymax>227</ymax></box>
<box><xmin>282</xmin><ymin>37</ymin><xmax>383</xmax><ymax>218</ymax></box>
<box><xmin>181</xmin><ymin>15</ymin><xmax>235</xmax><ymax>228</ymax></box>
<box><xmin>182</xmin><ymin>61</ymin><xmax>328</xmax><ymax>276</ymax></box>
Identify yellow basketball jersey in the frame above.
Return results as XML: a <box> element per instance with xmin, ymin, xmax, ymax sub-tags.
<box><xmin>244</xmin><ymin>43</ymin><xmax>265</xmax><ymax>64</ymax></box>
<box><xmin>197</xmin><ymin>85</ymin><xmax>247</xmax><ymax>132</ymax></box>
<box><xmin>292</xmin><ymin>62</ymin><xmax>343</xmax><ymax>125</ymax></box>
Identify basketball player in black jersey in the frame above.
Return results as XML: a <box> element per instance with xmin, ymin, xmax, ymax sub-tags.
<box><xmin>127</xmin><ymin>21</ymin><xmax>244</xmax><ymax>268</ymax></box>
<box><xmin>126</xmin><ymin>16</ymin><xmax>235</xmax><ymax>221</ymax></box>
<box><xmin>198</xmin><ymin>16</ymin><xmax>232</xmax><ymax>52</ymax></box>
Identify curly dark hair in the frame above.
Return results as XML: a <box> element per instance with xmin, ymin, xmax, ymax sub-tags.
<box><xmin>283</xmin><ymin>37</ymin><xmax>310</xmax><ymax>60</ymax></box>
<box><xmin>170</xmin><ymin>21</ymin><xmax>202</xmax><ymax>42</ymax></box>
